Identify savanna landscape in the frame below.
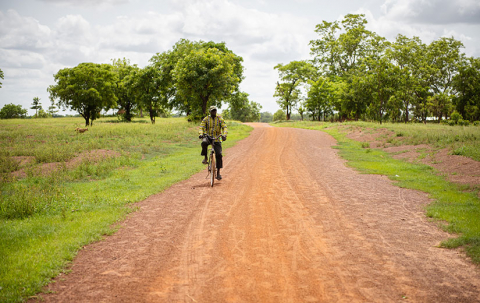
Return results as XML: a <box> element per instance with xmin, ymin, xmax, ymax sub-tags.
<box><xmin>1</xmin><ymin>5</ymin><xmax>480</xmax><ymax>303</ymax></box>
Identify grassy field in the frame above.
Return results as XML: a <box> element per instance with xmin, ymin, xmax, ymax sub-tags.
<box><xmin>0</xmin><ymin>117</ymin><xmax>252</xmax><ymax>303</ymax></box>
<box><xmin>274</xmin><ymin>120</ymin><xmax>480</xmax><ymax>264</ymax></box>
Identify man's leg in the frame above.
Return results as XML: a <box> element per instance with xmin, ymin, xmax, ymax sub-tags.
<box><xmin>214</xmin><ymin>142</ymin><xmax>223</xmax><ymax>179</ymax></box>
<box><xmin>201</xmin><ymin>139</ymin><xmax>209</xmax><ymax>164</ymax></box>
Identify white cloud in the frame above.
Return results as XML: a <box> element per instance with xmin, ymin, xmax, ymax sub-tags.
<box><xmin>381</xmin><ymin>0</ymin><xmax>480</xmax><ymax>24</ymax></box>
<box><xmin>38</xmin><ymin>0</ymin><xmax>129</xmax><ymax>8</ymax></box>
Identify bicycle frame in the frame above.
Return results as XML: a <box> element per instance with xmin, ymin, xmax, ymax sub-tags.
<box><xmin>205</xmin><ymin>135</ymin><xmax>222</xmax><ymax>187</ymax></box>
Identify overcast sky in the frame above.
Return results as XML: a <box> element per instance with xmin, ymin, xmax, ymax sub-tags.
<box><xmin>1</xmin><ymin>0</ymin><xmax>479</xmax><ymax>116</ymax></box>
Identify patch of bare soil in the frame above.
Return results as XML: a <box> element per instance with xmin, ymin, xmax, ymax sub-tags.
<box><xmin>36</xmin><ymin>124</ymin><xmax>480</xmax><ymax>302</ymax></box>
<box><xmin>355</xmin><ymin>127</ymin><xmax>480</xmax><ymax>190</ymax></box>
<box><xmin>346</xmin><ymin>127</ymin><xmax>395</xmax><ymax>148</ymax></box>
<box><xmin>11</xmin><ymin>149</ymin><xmax>120</xmax><ymax>179</ymax></box>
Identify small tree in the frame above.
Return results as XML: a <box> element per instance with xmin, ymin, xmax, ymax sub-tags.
<box><xmin>273</xmin><ymin>109</ymin><xmax>286</xmax><ymax>121</ymax></box>
<box><xmin>47</xmin><ymin>100</ymin><xmax>59</xmax><ymax>116</ymax></box>
<box><xmin>31</xmin><ymin>97</ymin><xmax>42</xmax><ymax>117</ymax></box>
<box><xmin>226</xmin><ymin>92</ymin><xmax>262</xmax><ymax>122</ymax></box>
<box><xmin>0</xmin><ymin>68</ymin><xmax>4</xmax><ymax>88</ymax></box>
<box><xmin>274</xmin><ymin>61</ymin><xmax>316</xmax><ymax>120</ymax></box>
<box><xmin>0</xmin><ymin>103</ymin><xmax>27</xmax><ymax>119</ymax></box>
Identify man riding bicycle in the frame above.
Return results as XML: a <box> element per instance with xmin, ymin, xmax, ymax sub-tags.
<box><xmin>199</xmin><ymin>106</ymin><xmax>227</xmax><ymax>180</ymax></box>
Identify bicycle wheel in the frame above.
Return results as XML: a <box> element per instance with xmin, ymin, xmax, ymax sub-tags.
<box><xmin>210</xmin><ymin>152</ymin><xmax>215</xmax><ymax>187</ymax></box>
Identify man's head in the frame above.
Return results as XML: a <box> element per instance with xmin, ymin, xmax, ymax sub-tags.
<box><xmin>209</xmin><ymin>106</ymin><xmax>217</xmax><ymax>118</ymax></box>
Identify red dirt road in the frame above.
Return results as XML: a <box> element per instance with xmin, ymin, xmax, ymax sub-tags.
<box><xmin>40</xmin><ymin>124</ymin><xmax>480</xmax><ymax>302</ymax></box>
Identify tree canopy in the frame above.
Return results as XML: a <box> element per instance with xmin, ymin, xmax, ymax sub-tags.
<box><xmin>48</xmin><ymin>63</ymin><xmax>118</xmax><ymax>126</ymax></box>
<box><xmin>275</xmin><ymin>13</ymin><xmax>479</xmax><ymax>124</ymax></box>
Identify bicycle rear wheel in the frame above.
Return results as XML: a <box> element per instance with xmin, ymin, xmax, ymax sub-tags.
<box><xmin>210</xmin><ymin>152</ymin><xmax>215</xmax><ymax>187</ymax></box>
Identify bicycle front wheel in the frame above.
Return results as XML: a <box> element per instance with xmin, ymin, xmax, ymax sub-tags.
<box><xmin>210</xmin><ymin>153</ymin><xmax>215</xmax><ymax>187</ymax></box>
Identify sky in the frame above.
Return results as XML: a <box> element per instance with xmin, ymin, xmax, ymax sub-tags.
<box><xmin>0</xmin><ymin>0</ymin><xmax>479</xmax><ymax>116</ymax></box>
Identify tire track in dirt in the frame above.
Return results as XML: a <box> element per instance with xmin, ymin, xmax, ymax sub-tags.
<box><xmin>39</xmin><ymin>124</ymin><xmax>480</xmax><ymax>303</ymax></box>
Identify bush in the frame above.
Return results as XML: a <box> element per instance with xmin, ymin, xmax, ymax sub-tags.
<box><xmin>451</xmin><ymin>111</ymin><xmax>462</xmax><ymax>123</ymax></box>
<box><xmin>273</xmin><ymin>109</ymin><xmax>286</xmax><ymax>121</ymax></box>
<box><xmin>473</xmin><ymin>121</ymin><xmax>480</xmax><ymax>126</ymax></box>
<box><xmin>448</xmin><ymin>120</ymin><xmax>456</xmax><ymax>126</ymax></box>
<box><xmin>458</xmin><ymin>119</ymin><xmax>470</xmax><ymax>126</ymax></box>
<box><xmin>0</xmin><ymin>103</ymin><xmax>27</xmax><ymax>119</ymax></box>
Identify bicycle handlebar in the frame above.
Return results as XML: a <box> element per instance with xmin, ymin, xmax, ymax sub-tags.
<box><xmin>203</xmin><ymin>134</ymin><xmax>223</xmax><ymax>140</ymax></box>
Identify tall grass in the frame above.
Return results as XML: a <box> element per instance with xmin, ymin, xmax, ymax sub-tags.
<box><xmin>0</xmin><ymin>117</ymin><xmax>252</xmax><ymax>302</ymax></box>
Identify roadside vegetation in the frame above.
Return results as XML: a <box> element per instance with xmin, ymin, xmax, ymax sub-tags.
<box><xmin>275</xmin><ymin>120</ymin><xmax>480</xmax><ymax>264</ymax></box>
<box><xmin>274</xmin><ymin>14</ymin><xmax>480</xmax><ymax>126</ymax></box>
<box><xmin>0</xmin><ymin>117</ymin><xmax>252</xmax><ymax>303</ymax></box>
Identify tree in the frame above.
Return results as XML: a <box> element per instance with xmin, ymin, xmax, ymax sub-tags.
<box><xmin>306</xmin><ymin>76</ymin><xmax>337</xmax><ymax>121</ymax></box>
<box><xmin>47</xmin><ymin>99</ymin><xmax>58</xmax><ymax>116</ymax></box>
<box><xmin>364</xmin><ymin>47</ymin><xmax>399</xmax><ymax>124</ymax></box>
<box><xmin>427</xmin><ymin>37</ymin><xmax>464</xmax><ymax>95</ymax></box>
<box><xmin>260</xmin><ymin>112</ymin><xmax>273</xmax><ymax>123</ymax></box>
<box><xmin>452</xmin><ymin>57</ymin><xmax>480</xmax><ymax>121</ymax></box>
<box><xmin>310</xmin><ymin>14</ymin><xmax>379</xmax><ymax>77</ymax></box>
<box><xmin>37</xmin><ymin>109</ymin><xmax>50</xmax><ymax>118</ymax></box>
<box><xmin>0</xmin><ymin>103</ymin><xmax>27</xmax><ymax>119</ymax></box>
<box><xmin>48</xmin><ymin>63</ymin><xmax>118</xmax><ymax>126</ymax></box>
<box><xmin>273</xmin><ymin>109</ymin><xmax>286</xmax><ymax>121</ymax></box>
<box><xmin>274</xmin><ymin>60</ymin><xmax>316</xmax><ymax>120</ymax></box>
<box><xmin>309</xmin><ymin>14</ymin><xmax>382</xmax><ymax>120</ymax></box>
<box><xmin>132</xmin><ymin>65</ymin><xmax>163</xmax><ymax>124</ymax></box>
<box><xmin>427</xmin><ymin>93</ymin><xmax>452</xmax><ymax>122</ymax></box>
<box><xmin>31</xmin><ymin>97</ymin><xmax>42</xmax><ymax>118</ymax></box>
<box><xmin>225</xmin><ymin>92</ymin><xmax>262</xmax><ymax>122</ymax></box>
<box><xmin>111</xmin><ymin>58</ymin><xmax>139</xmax><ymax>122</ymax></box>
<box><xmin>0</xmin><ymin>68</ymin><xmax>3</xmax><ymax>88</ymax></box>
<box><xmin>388</xmin><ymin>35</ymin><xmax>425</xmax><ymax>123</ymax></box>
<box><xmin>172</xmin><ymin>40</ymin><xmax>244</xmax><ymax>120</ymax></box>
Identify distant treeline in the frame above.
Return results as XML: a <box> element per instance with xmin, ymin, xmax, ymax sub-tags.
<box><xmin>274</xmin><ymin>14</ymin><xmax>480</xmax><ymax>124</ymax></box>
<box><xmin>43</xmin><ymin>39</ymin><xmax>261</xmax><ymax>126</ymax></box>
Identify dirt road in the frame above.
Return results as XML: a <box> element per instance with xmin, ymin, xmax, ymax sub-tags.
<box><xmin>41</xmin><ymin>124</ymin><xmax>480</xmax><ymax>302</ymax></box>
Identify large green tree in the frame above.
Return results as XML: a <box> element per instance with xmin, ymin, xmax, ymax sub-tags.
<box><xmin>48</xmin><ymin>63</ymin><xmax>118</xmax><ymax>126</ymax></box>
<box><xmin>309</xmin><ymin>14</ymin><xmax>379</xmax><ymax>77</ymax></box>
<box><xmin>274</xmin><ymin>60</ymin><xmax>316</xmax><ymax>120</ymax></box>
<box><xmin>111</xmin><ymin>58</ymin><xmax>139</xmax><ymax>122</ymax></box>
<box><xmin>172</xmin><ymin>40</ymin><xmax>244</xmax><ymax>119</ymax></box>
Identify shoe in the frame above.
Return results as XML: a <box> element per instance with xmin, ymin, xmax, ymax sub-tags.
<box><xmin>202</xmin><ymin>158</ymin><xmax>208</xmax><ymax>164</ymax></box>
<box><xmin>216</xmin><ymin>174</ymin><xmax>222</xmax><ymax>180</ymax></box>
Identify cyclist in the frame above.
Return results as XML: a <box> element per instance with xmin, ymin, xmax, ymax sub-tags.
<box><xmin>199</xmin><ymin>106</ymin><xmax>228</xmax><ymax>180</ymax></box>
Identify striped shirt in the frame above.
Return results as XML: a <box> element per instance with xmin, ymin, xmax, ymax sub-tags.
<box><xmin>199</xmin><ymin>115</ymin><xmax>228</xmax><ymax>142</ymax></box>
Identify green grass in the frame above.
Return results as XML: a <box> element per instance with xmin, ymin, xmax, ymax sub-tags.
<box><xmin>274</xmin><ymin>121</ymin><xmax>480</xmax><ymax>263</ymax></box>
<box><xmin>0</xmin><ymin>117</ymin><xmax>252</xmax><ymax>302</ymax></box>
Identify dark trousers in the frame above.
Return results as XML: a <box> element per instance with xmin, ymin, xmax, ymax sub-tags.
<box><xmin>201</xmin><ymin>139</ymin><xmax>223</xmax><ymax>169</ymax></box>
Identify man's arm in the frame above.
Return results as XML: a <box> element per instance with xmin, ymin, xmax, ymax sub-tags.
<box><xmin>220</xmin><ymin>117</ymin><xmax>228</xmax><ymax>138</ymax></box>
<box><xmin>199</xmin><ymin>117</ymin><xmax>207</xmax><ymax>138</ymax></box>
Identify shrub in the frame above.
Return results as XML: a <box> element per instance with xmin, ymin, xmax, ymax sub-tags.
<box><xmin>448</xmin><ymin>120</ymin><xmax>456</xmax><ymax>126</ymax></box>
<box><xmin>473</xmin><ymin>121</ymin><xmax>480</xmax><ymax>126</ymax></box>
<box><xmin>451</xmin><ymin>111</ymin><xmax>462</xmax><ymax>123</ymax></box>
<box><xmin>0</xmin><ymin>103</ymin><xmax>27</xmax><ymax>119</ymax></box>
<box><xmin>458</xmin><ymin>119</ymin><xmax>470</xmax><ymax>126</ymax></box>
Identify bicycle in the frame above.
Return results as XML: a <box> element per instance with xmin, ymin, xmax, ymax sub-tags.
<box><xmin>204</xmin><ymin>134</ymin><xmax>222</xmax><ymax>187</ymax></box>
